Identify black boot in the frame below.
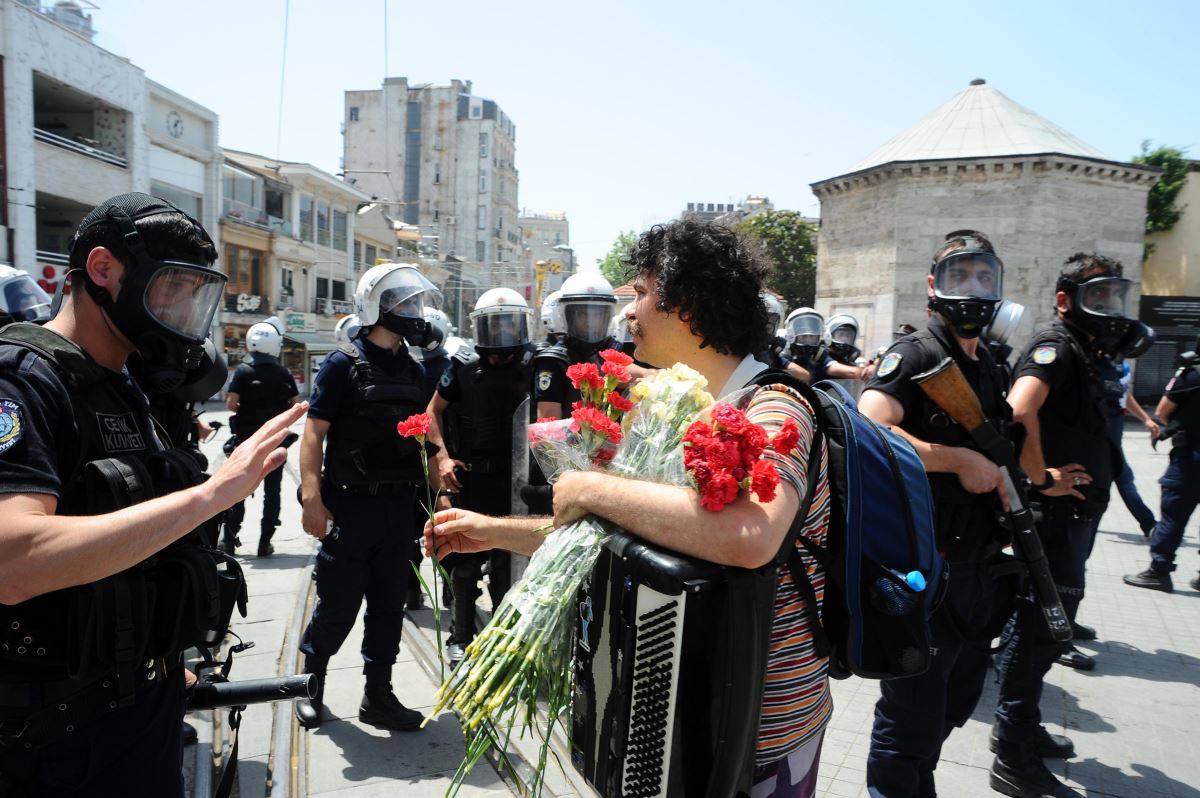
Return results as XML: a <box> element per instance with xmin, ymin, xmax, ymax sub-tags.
<box><xmin>258</xmin><ymin>521</ymin><xmax>276</xmax><ymax>557</ymax></box>
<box><xmin>990</xmin><ymin>724</ymin><xmax>1074</xmax><ymax>758</ymax></box>
<box><xmin>991</xmin><ymin>741</ymin><xmax>1079</xmax><ymax>797</ymax></box>
<box><xmin>359</xmin><ymin>686</ymin><xmax>423</xmax><ymax>731</ymax></box>
<box><xmin>1123</xmin><ymin>568</ymin><xmax>1173</xmax><ymax>593</ymax></box>
<box><xmin>295</xmin><ymin>672</ymin><xmax>325</xmax><ymax>729</ymax></box>
<box><xmin>222</xmin><ymin>530</ymin><xmax>240</xmax><ymax>555</ymax></box>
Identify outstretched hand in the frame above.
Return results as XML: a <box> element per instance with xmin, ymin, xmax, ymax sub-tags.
<box><xmin>424</xmin><ymin>508</ymin><xmax>499</xmax><ymax>559</ymax></box>
<box><xmin>212</xmin><ymin>403</ymin><xmax>308</xmax><ymax>508</ymax></box>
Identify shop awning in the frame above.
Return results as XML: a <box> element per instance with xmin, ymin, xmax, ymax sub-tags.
<box><xmin>283</xmin><ymin>331</ymin><xmax>338</xmax><ymax>352</ymax></box>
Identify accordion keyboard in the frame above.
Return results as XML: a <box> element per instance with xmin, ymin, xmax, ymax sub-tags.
<box><xmin>620</xmin><ymin>587</ymin><xmax>686</xmax><ymax>798</ymax></box>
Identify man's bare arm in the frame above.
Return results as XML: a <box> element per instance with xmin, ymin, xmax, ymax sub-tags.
<box><xmin>424</xmin><ymin>508</ymin><xmax>547</xmax><ymax>559</ymax></box>
<box><xmin>1008</xmin><ymin>375</ymin><xmax>1088</xmax><ymax>499</ymax></box>
<box><xmin>1156</xmin><ymin>395</ymin><xmax>1177</xmax><ymax>423</ymax></box>
<box><xmin>0</xmin><ymin>403</ymin><xmax>306</xmax><ymax>604</ymax></box>
<box><xmin>299</xmin><ymin>417</ymin><xmax>335</xmax><ymax>538</ymax></box>
<box><xmin>426</xmin><ymin>392</ymin><xmax>464</xmax><ymax>492</ymax></box>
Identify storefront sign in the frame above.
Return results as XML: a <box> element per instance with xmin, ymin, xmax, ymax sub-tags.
<box><xmin>285</xmin><ymin>311</ymin><xmax>318</xmax><ymax>332</ymax></box>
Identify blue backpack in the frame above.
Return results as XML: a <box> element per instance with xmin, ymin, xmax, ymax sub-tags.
<box><xmin>750</xmin><ymin>373</ymin><xmax>943</xmax><ymax>680</ymax></box>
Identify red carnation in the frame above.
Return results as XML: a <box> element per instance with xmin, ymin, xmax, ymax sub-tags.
<box><xmin>566</xmin><ymin>362</ymin><xmax>604</xmax><ymax>391</ymax></box>
<box><xmin>602</xmin><ymin>360</ymin><xmax>631</xmax><ymax>384</ymax></box>
<box><xmin>771</xmin><ymin>419</ymin><xmax>801</xmax><ymax>456</ymax></box>
<box><xmin>593</xmin><ymin>447</ymin><xmax>616</xmax><ymax>464</ymax></box>
<box><xmin>740</xmin><ymin>424</ymin><xmax>769</xmax><ymax>466</ymax></box>
<box><xmin>700</xmin><ymin>469</ymin><xmax>741</xmax><ymax>511</ymax></box>
<box><xmin>535</xmin><ymin>416</ymin><xmax>559</xmax><ymax>423</ymax></box>
<box><xmin>683</xmin><ymin>420</ymin><xmax>713</xmax><ymax>447</ymax></box>
<box><xmin>607</xmin><ymin>391</ymin><xmax>634</xmax><ymax>413</ymax></box>
<box><xmin>600</xmin><ymin>349</ymin><xmax>634</xmax><ymax>367</ymax></box>
<box><xmin>396</xmin><ymin>413</ymin><xmax>431</xmax><ymax>439</ymax></box>
<box><xmin>704</xmin><ymin>438</ymin><xmax>742</xmax><ymax>471</ymax></box>
<box><xmin>750</xmin><ymin>459</ymin><xmax>781</xmax><ymax>503</ymax></box>
<box><xmin>711</xmin><ymin>404</ymin><xmax>748</xmax><ymax>436</ymax></box>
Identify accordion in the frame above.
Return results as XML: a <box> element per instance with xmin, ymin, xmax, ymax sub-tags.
<box><xmin>571</xmin><ymin>530</ymin><xmax>778</xmax><ymax>798</ymax></box>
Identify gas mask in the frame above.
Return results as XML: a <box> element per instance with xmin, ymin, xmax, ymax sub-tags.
<box><xmin>929</xmin><ymin>240</ymin><xmax>1003</xmax><ymax>339</ymax></box>
<box><xmin>72</xmin><ymin>194</ymin><xmax>225</xmax><ymax>391</ymax></box>
<box><xmin>1064</xmin><ymin>274</ymin><xmax>1135</xmax><ymax>345</ymax></box>
<box><xmin>377</xmin><ymin>287</ymin><xmax>434</xmax><ymax>347</ymax></box>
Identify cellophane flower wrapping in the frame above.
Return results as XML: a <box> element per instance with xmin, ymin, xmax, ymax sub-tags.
<box><xmin>431</xmin><ymin>363</ymin><xmax>715</xmax><ymax>796</ymax></box>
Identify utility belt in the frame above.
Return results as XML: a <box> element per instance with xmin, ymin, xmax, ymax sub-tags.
<box><xmin>327</xmin><ymin>481</ymin><xmax>420</xmax><ymax>497</ymax></box>
<box><xmin>0</xmin><ymin>656</ymin><xmax>175</xmax><ymax>751</ymax></box>
<box><xmin>463</xmin><ymin>457</ymin><xmax>508</xmax><ymax>475</ymax></box>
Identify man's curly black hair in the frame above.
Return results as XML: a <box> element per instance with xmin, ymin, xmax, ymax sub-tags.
<box><xmin>1056</xmin><ymin>252</ymin><xmax>1123</xmax><ymax>294</ymax></box>
<box><xmin>624</xmin><ymin>219</ymin><xmax>771</xmax><ymax>356</ymax></box>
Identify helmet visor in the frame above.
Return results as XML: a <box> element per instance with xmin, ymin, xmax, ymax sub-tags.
<box><xmin>563</xmin><ymin>302</ymin><xmax>612</xmax><ymax>343</ymax></box>
<box><xmin>766</xmin><ymin>313</ymin><xmax>781</xmax><ymax>334</ymax></box>
<box><xmin>143</xmin><ymin>264</ymin><xmax>226</xmax><ymax>340</ymax></box>
<box><xmin>830</xmin><ymin>324</ymin><xmax>857</xmax><ymax>345</ymax></box>
<box><xmin>788</xmin><ymin>314</ymin><xmax>822</xmax><ymax>339</ymax></box>
<box><xmin>473</xmin><ymin>309</ymin><xmax>531</xmax><ymax>348</ymax></box>
<box><xmin>1078</xmin><ymin>277</ymin><xmax>1131</xmax><ymax>318</ymax></box>
<box><xmin>377</xmin><ymin>269</ymin><xmax>442</xmax><ymax>318</ymax></box>
<box><xmin>933</xmin><ymin>252</ymin><xmax>1003</xmax><ymax>301</ymax></box>
<box><xmin>2</xmin><ymin>273</ymin><xmax>52</xmax><ymax>323</ymax></box>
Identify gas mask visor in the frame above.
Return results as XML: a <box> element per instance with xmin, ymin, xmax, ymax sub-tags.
<box><xmin>932</xmin><ymin>251</ymin><xmax>1003</xmax><ymax>305</ymax></box>
<box><xmin>1075</xmin><ymin>276</ymin><xmax>1132</xmax><ymax>321</ymax></box>
<box><xmin>144</xmin><ymin>264</ymin><xmax>226</xmax><ymax>342</ymax></box>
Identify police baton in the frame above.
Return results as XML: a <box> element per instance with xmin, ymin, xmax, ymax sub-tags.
<box><xmin>912</xmin><ymin>357</ymin><xmax>1073</xmax><ymax>643</ymax></box>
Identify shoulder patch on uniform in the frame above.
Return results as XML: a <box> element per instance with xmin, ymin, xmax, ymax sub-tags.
<box><xmin>537</xmin><ymin>371</ymin><xmax>552</xmax><ymax>392</ymax></box>
<box><xmin>877</xmin><ymin>352</ymin><xmax>903</xmax><ymax>378</ymax></box>
<box><xmin>1032</xmin><ymin>345</ymin><xmax>1057</xmax><ymax>365</ymax></box>
<box><xmin>439</xmin><ymin>370</ymin><xmax>453</xmax><ymax>388</ymax></box>
<box><xmin>0</xmin><ymin>399</ymin><xmax>24</xmax><ymax>454</ymax></box>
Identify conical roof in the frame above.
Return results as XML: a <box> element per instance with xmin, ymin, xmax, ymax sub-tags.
<box><xmin>849</xmin><ymin>79</ymin><xmax>1111</xmax><ymax>173</ymax></box>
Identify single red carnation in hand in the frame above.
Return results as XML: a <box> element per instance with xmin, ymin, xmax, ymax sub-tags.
<box><xmin>700</xmin><ymin>469</ymin><xmax>741</xmax><ymax>511</ymax></box>
<box><xmin>567</xmin><ymin>362</ymin><xmax>604</xmax><ymax>391</ymax></box>
<box><xmin>607</xmin><ymin>391</ymin><xmax>634</xmax><ymax>413</ymax></box>
<box><xmin>711</xmin><ymin>404</ymin><xmax>749</xmax><ymax>436</ymax></box>
<box><xmin>771</xmin><ymin>419</ymin><xmax>801</xmax><ymax>456</ymax></box>
<box><xmin>396</xmin><ymin>413</ymin><xmax>431</xmax><ymax>439</ymax></box>
<box><xmin>750</xmin><ymin>459</ymin><xmax>781</xmax><ymax>503</ymax></box>
<box><xmin>599</xmin><ymin>349</ymin><xmax>634</xmax><ymax>367</ymax></box>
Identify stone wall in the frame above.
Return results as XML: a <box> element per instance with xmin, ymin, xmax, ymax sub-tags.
<box><xmin>814</xmin><ymin>156</ymin><xmax>1156</xmax><ymax>354</ymax></box>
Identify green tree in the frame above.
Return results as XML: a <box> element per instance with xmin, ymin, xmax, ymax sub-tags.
<box><xmin>735</xmin><ymin>209</ymin><xmax>818</xmax><ymax>309</ymax></box>
<box><xmin>596</xmin><ymin>230</ymin><xmax>638</xmax><ymax>287</ymax></box>
<box><xmin>1134</xmin><ymin>141</ymin><xmax>1190</xmax><ymax>237</ymax></box>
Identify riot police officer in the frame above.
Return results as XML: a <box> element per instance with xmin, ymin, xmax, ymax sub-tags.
<box><xmin>526</xmin><ymin>273</ymin><xmax>619</xmax><ymax>513</ymax></box>
<box><xmin>294</xmin><ymin>263</ymin><xmax>439</xmax><ymax>732</ymax></box>
<box><xmin>538</xmin><ymin>288</ymin><xmax>565</xmax><ymax>346</ymax></box>
<box><xmin>861</xmin><ymin>231</ymin><xmax>1075</xmax><ymax>798</ymax></box>
<box><xmin>1125</xmin><ymin>338</ymin><xmax>1200</xmax><ymax>592</ymax></box>
<box><xmin>755</xmin><ymin>292</ymin><xmax>811</xmax><ymax>382</ymax></box>
<box><xmin>224</xmin><ymin>318</ymin><xmax>300</xmax><ymax>556</ymax></box>
<box><xmin>0</xmin><ymin>264</ymin><xmax>52</xmax><ymax>327</ymax></box>
<box><xmin>426</xmin><ymin>288</ymin><xmax>534</xmax><ymax>665</ymax></box>
<box><xmin>785</xmin><ymin>307</ymin><xmax>865</xmax><ymax>382</ymax></box>
<box><xmin>0</xmin><ymin>193</ymin><xmax>303</xmax><ymax>795</ymax></box>
<box><xmin>994</xmin><ymin>253</ymin><xmax>1134</xmax><ymax>796</ymax></box>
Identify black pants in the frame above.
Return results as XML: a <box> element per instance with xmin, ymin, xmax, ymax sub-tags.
<box><xmin>224</xmin><ymin>465</ymin><xmax>284</xmax><ymax>543</ymax></box>
<box><xmin>0</xmin><ymin>671</ymin><xmax>185</xmax><ymax>798</ymax></box>
<box><xmin>867</xmin><ymin>558</ymin><xmax>1013</xmax><ymax>797</ymax></box>
<box><xmin>298</xmin><ymin>487</ymin><xmax>417</xmax><ymax>687</ymax></box>
<box><xmin>450</xmin><ymin>470</ymin><xmax>514</xmax><ymax>643</ymax></box>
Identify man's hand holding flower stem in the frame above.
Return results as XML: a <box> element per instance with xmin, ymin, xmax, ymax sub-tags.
<box><xmin>424</xmin><ymin>508</ymin><xmax>549</xmax><ymax>559</ymax></box>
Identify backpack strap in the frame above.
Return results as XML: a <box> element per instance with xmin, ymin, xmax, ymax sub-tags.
<box><xmin>742</xmin><ymin>369</ymin><xmax>833</xmax><ymax>659</ymax></box>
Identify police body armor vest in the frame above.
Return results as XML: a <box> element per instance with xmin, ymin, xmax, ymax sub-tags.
<box><xmin>1024</xmin><ymin>321</ymin><xmax>1116</xmax><ymax>518</ymax></box>
<box><xmin>532</xmin><ymin>338</ymin><xmax>615</xmax><ymax>410</ymax></box>
<box><xmin>0</xmin><ymin>324</ymin><xmax>221</xmax><ymax>690</ymax></box>
<box><xmin>324</xmin><ymin>343</ymin><xmax>428</xmax><ymax>486</ymax></box>
<box><xmin>231</xmin><ymin>358</ymin><xmax>293</xmax><ymax>437</ymax></box>
<box><xmin>449</xmin><ymin>349</ymin><xmax>531</xmax><ymax>467</ymax></box>
<box><xmin>905</xmin><ymin>329</ymin><xmax>1012</xmax><ymax>557</ymax></box>
<box><xmin>1172</xmin><ymin>365</ymin><xmax>1200</xmax><ymax>450</ymax></box>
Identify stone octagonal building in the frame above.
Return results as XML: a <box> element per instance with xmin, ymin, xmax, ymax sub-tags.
<box><xmin>810</xmin><ymin>79</ymin><xmax>1159</xmax><ymax>354</ymax></box>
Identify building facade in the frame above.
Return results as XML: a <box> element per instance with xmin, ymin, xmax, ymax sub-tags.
<box><xmin>218</xmin><ymin>150</ymin><xmax>396</xmax><ymax>395</ymax></box>
<box><xmin>343</xmin><ymin>78</ymin><xmax>522</xmax><ymax>331</ymax></box>
<box><xmin>519</xmin><ymin>210</ymin><xmax>571</xmax><ymax>314</ymax></box>
<box><xmin>811</xmin><ymin>80</ymin><xmax>1158</xmax><ymax>356</ymax></box>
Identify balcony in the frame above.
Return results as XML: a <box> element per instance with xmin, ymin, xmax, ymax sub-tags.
<box><xmin>34</xmin><ymin>128</ymin><xmax>126</xmax><ymax>168</ymax></box>
<box><xmin>277</xmin><ymin>292</ymin><xmax>294</xmax><ymax>310</ymax></box>
<box><xmin>314</xmin><ymin>297</ymin><xmax>354</xmax><ymax>316</ymax></box>
<box><xmin>222</xmin><ymin>198</ymin><xmax>292</xmax><ymax>236</ymax></box>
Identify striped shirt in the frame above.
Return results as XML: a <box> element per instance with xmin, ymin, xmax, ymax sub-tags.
<box><xmin>745</xmin><ymin>384</ymin><xmax>833</xmax><ymax>766</ymax></box>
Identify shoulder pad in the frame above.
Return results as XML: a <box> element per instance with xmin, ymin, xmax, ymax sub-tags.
<box><xmin>335</xmin><ymin>343</ymin><xmax>359</xmax><ymax>358</ymax></box>
<box><xmin>452</xmin><ymin>349</ymin><xmax>480</xmax><ymax>368</ymax></box>
<box><xmin>1030</xmin><ymin>321</ymin><xmax>1069</xmax><ymax>344</ymax></box>
<box><xmin>533</xmin><ymin>343</ymin><xmax>569</xmax><ymax>365</ymax></box>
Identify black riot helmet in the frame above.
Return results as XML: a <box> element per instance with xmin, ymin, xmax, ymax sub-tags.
<box><xmin>928</xmin><ymin>230</ymin><xmax>1003</xmax><ymax>339</ymax></box>
<box><xmin>69</xmin><ymin>193</ymin><xmax>225</xmax><ymax>393</ymax></box>
<box><xmin>0</xmin><ymin>264</ymin><xmax>52</xmax><ymax>326</ymax></box>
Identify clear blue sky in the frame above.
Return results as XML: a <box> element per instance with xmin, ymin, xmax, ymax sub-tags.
<box><xmin>95</xmin><ymin>0</ymin><xmax>1199</xmax><ymax>270</ymax></box>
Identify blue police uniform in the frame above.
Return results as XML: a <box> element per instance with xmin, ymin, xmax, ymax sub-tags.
<box><xmin>1148</xmin><ymin>364</ymin><xmax>1200</xmax><ymax>576</ymax></box>
<box><xmin>994</xmin><ymin>321</ymin><xmax>1114</xmax><ymax>750</ymax></box>
<box><xmin>862</xmin><ymin>316</ymin><xmax>1017</xmax><ymax>797</ymax></box>
<box><xmin>298</xmin><ymin>338</ymin><xmax>426</xmax><ymax>691</ymax></box>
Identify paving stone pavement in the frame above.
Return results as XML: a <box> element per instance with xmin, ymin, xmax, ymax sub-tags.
<box><xmin>195</xmin><ymin>405</ymin><xmax>1198</xmax><ymax>797</ymax></box>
